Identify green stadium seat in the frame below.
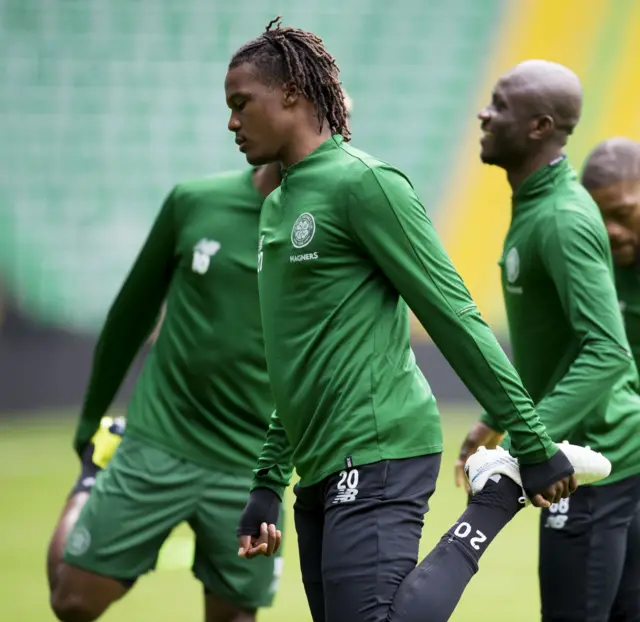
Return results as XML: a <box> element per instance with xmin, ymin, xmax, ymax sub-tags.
<box><xmin>0</xmin><ymin>0</ymin><xmax>500</xmax><ymax>330</ymax></box>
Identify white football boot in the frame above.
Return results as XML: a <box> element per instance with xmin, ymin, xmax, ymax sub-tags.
<box><xmin>465</xmin><ymin>446</ymin><xmax>527</xmax><ymax>504</ymax></box>
<box><xmin>465</xmin><ymin>443</ymin><xmax>612</xmax><ymax>505</ymax></box>
<box><xmin>554</xmin><ymin>440</ymin><xmax>611</xmax><ymax>485</ymax></box>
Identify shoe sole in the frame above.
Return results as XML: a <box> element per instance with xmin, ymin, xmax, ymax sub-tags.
<box><xmin>556</xmin><ymin>442</ymin><xmax>611</xmax><ymax>485</ymax></box>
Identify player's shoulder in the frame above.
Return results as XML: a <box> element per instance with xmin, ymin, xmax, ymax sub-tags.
<box><xmin>335</xmin><ymin>141</ymin><xmax>414</xmax><ymax>191</ymax></box>
<box><xmin>543</xmin><ymin>174</ymin><xmax>608</xmax><ymax>245</ymax></box>
<box><xmin>172</xmin><ymin>169</ymin><xmax>252</xmax><ymax>201</ymax></box>
<box><xmin>548</xmin><ymin>176</ymin><xmax>603</xmax><ymax>225</ymax></box>
<box><xmin>165</xmin><ymin>169</ymin><xmax>256</xmax><ymax>226</ymax></box>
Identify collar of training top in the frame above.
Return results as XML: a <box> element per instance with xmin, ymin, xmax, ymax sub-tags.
<box><xmin>512</xmin><ymin>155</ymin><xmax>573</xmax><ymax>204</ymax></box>
<box><xmin>282</xmin><ymin>134</ymin><xmax>345</xmax><ymax>176</ymax></box>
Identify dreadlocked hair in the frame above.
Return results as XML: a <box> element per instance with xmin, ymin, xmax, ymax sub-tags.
<box><xmin>229</xmin><ymin>16</ymin><xmax>350</xmax><ymax>141</ymax></box>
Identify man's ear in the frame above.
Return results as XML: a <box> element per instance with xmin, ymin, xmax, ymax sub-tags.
<box><xmin>529</xmin><ymin>114</ymin><xmax>554</xmax><ymax>141</ymax></box>
<box><xmin>282</xmin><ymin>81</ymin><xmax>300</xmax><ymax>108</ymax></box>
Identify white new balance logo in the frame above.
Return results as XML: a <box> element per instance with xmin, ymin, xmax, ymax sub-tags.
<box><xmin>332</xmin><ymin>468</ymin><xmax>359</xmax><ymax>504</ymax></box>
<box><xmin>544</xmin><ymin>498</ymin><xmax>570</xmax><ymax>530</ymax></box>
<box><xmin>545</xmin><ymin>515</ymin><xmax>568</xmax><ymax>529</ymax></box>
<box><xmin>334</xmin><ymin>489</ymin><xmax>358</xmax><ymax>503</ymax></box>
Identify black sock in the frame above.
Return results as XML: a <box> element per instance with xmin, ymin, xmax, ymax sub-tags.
<box><xmin>68</xmin><ymin>443</ymin><xmax>100</xmax><ymax>498</ymax></box>
<box><xmin>447</xmin><ymin>474</ymin><xmax>524</xmax><ymax>566</ymax></box>
<box><xmin>389</xmin><ymin>476</ymin><xmax>524</xmax><ymax>622</ymax></box>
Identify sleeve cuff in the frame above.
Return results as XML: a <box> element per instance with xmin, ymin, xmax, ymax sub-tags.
<box><xmin>73</xmin><ymin>418</ymin><xmax>100</xmax><ymax>456</ymax></box>
<box><xmin>479</xmin><ymin>411</ymin><xmax>505</xmax><ymax>433</ymax></box>
<box><xmin>250</xmin><ymin>465</ymin><xmax>293</xmax><ymax>501</ymax></box>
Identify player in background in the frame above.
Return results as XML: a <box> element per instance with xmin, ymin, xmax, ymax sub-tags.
<box><xmin>456</xmin><ymin>63</ymin><xmax>640</xmax><ymax>621</ymax></box>
<box><xmin>45</xmin><ymin>147</ymin><xmax>300</xmax><ymax>620</ymax></box>
<box><xmin>226</xmin><ymin>19</ymin><xmax>609</xmax><ymax>622</ymax></box>
<box><xmin>582</xmin><ymin>138</ymin><xmax>640</xmax><ymax>367</ymax></box>
<box><xmin>580</xmin><ymin>136</ymin><xmax>640</xmax><ymax>617</ymax></box>
<box><xmin>145</xmin><ymin>88</ymin><xmax>354</xmax><ymax>351</ymax></box>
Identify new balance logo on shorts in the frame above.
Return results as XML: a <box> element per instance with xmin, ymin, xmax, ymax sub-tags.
<box><xmin>544</xmin><ymin>498</ymin><xmax>570</xmax><ymax>530</ymax></box>
<box><xmin>334</xmin><ymin>489</ymin><xmax>358</xmax><ymax>503</ymax></box>
<box><xmin>333</xmin><ymin>468</ymin><xmax>359</xmax><ymax>504</ymax></box>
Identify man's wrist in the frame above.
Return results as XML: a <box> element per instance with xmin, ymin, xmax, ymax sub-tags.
<box><xmin>520</xmin><ymin>450</ymin><xmax>574</xmax><ymax>497</ymax></box>
<box><xmin>237</xmin><ymin>487</ymin><xmax>282</xmax><ymax>537</ymax></box>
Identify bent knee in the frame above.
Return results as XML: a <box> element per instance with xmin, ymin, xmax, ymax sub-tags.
<box><xmin>207</xmin><ymin>609</ymin><xmax>256</xmax><ymax>622</ymax></box>
<box><xmin>205</xmin><ymin>593</ymin><xmax>256</xmax><ymax>622</ymax></box>
<box><xmin>50</xmin><ymin>562</ymin><xmax>128</xmax><ymax>622</ymax></box>
<box><xmin>50</xmin><ymin>588</ymin><xmax>103</xmax><ymax>622</ymax></box>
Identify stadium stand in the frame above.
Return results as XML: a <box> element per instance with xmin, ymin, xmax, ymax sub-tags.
<box><xmin>1</xmin><ymin>0</ymin><xmax>499</xmax><ymax>331</ymax></box>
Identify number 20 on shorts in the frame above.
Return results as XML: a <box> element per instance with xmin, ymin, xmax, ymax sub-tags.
<box><xmin>333</xmin><ymin>469</ymin><xmax>359</xmax><ymax>504</ymax></box>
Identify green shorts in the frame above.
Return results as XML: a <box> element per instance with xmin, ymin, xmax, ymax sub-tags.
<box><xmin>63</xmin><ymin>435</ymin><xmax>283</xmax><ymax>610</ymax></box>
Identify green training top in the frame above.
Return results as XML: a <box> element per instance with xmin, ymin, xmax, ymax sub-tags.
<box><xmin>73</xmin><ymin>169</ymin><xmax>274</xmax><ymax>473</ymax></box>
<box><xmin>481</xmin><ymin>157</ymin><xmax>640</xmax><ymax>485</ymax></box>
<box><xmin>617</xmin><ymin>265</ymin><xmax>640</xmax><ymax>372</ymax></box>
<box><xmin>253</xmin><ymin>135</ymin><xmax>557</xmax><ymax>498</ymax></box>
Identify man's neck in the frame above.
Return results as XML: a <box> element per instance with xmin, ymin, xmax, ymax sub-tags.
<box><xmin>507</xmin><ymin>148</ymin><xmax>564</xmax><ymax>193</ymax></box>
<box><xmin>279</xmin><ymin>125</ymin><xmax>333</xmax><ymax>168</ymax></box>
<box><xmin>253</xmin><ymin>163</ymin><xmax>282</xmax><ymax>198</ymax></box>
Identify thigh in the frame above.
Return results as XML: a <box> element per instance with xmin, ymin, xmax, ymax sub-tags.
<box><xmin>610</xmin><ymin>477</ymin><xmax>640</xmax><ymax>622</ymax></box>
<box><xmin>538</xmin><ymin>481</ymin><xmax>636</xmax><ymax>622</ymax></box>
<box><xmin>192</xmin><ymin>471</ymin><xmax>284</xmax><ymax>612</ymax></box>
<box><xmin>322</xmin><ymin>453</ymin><xmax>441</xmax><ymax>622</ymax></box>
<box><xmin>63</xmin><ymin>435</ymin><xmax>198</xmax><ymax>581</ymax></box>
<box><xmin>294</xmin><ymin>481</ymin><xmax>326</xmax><ymax>622</ymax></box>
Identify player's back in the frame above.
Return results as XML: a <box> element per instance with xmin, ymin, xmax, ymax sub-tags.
<box><xmin>128</xmin><ymin>169</ymin><xmax>272</xmax><ymax>473</ymax></box>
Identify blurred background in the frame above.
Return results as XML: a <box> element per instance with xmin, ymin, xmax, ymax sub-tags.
<box><xmin>2</xmin><ymin>0</ymin><xmax>639</xmax><ymax>620</ymax></box>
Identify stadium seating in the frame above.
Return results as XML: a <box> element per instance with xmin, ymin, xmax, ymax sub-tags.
<box><xmin>1</xmin><ymin>0</ymin><xmax>499</xmax><ymax>330</ymax></box>
<box><xmin>2</xmin><ymin>0</ymin><xmax>638</xmax><ymax>334</ymax></box>
<box><xmin>435</xmin><ymin>0</ymin><xmax>640</xmax><ymax>330</ymax></box>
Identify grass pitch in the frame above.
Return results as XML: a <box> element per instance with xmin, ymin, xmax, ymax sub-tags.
<box><xmin>1</xmin><ymin>408</ymin><xmax>541</xmax><ymax>621</ymax></box>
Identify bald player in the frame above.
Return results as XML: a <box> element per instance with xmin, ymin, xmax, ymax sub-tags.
<box><xmin>456</xmin><ymin>61</ymin><xmax>640</xmax><ymax>621</ymax></box>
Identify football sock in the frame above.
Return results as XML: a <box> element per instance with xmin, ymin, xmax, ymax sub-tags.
<box><xmin>389</xmin><ymin>476</ymin><xmax>523</xmax><ymax>622</ymax></box>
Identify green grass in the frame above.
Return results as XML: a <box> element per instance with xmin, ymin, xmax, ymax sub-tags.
<box><xmin>1</xmin><ymin>409</ymin><xmax>542</xmax><ymax>621</ymax></box>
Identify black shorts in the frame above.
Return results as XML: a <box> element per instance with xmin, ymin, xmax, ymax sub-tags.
<box><xmin>293</xmin><ymin>453</ymin><xmax>441</xmax><ymax>622</ymax></box>
<box><xmin>539</xmin><ymin>474</ymin><xmax>640</xmax><ymax>622</ymax></box>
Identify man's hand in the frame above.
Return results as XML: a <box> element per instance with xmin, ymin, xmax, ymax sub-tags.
<box><xmin>238</xmin><ymin>522</ymin><xmax>282</xmax><ymax>558</ymax></box>
<box><xmin>455</xmin><ymin>421</ymin><xmax>504</xmax><ymax>492</ymax></box>
<box><xmin>528</xmin><ymin>474</ymin><xmax>578</xmax><ymax>508</ymax></box>
<box><xmin>520</xmin><ymin>449</ymin><xmax>578</xmax><ymax>508</ymax></box>
<box><xmin>236</xmin><ymin>487</ymin><xmax>282</xmax><ymax>560</ymax></box>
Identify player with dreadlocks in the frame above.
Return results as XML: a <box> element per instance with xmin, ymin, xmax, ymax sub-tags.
<box><xmin>46</xmin><ymin>69</ymin><xmax>353</xmax><ymax>620</ymax></box>
<box><xmin>225</xmin><ymin>17</ymin><xmax>350</xmax><ymax>167</ymax></box>
<box><xmin>228</xmin><ymin>18</ymin><xmax>608</xmax><ymax>622</ymax></box>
